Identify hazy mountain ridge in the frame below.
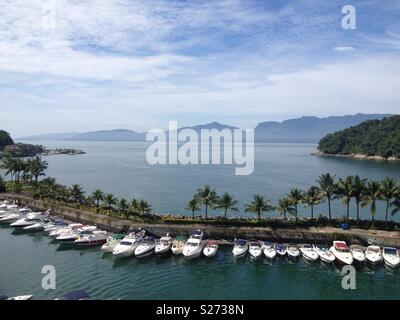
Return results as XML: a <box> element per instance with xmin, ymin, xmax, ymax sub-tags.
<box><xmin>18</xmin><ymin>114</ymin><xmax>394</xmax><ymax>142</ymax></box>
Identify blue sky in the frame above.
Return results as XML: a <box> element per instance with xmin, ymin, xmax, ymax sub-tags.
<box><xmin>0</xmin><ymin>0</ymin><xmax>400</xmax><ymax>136</ymax></box>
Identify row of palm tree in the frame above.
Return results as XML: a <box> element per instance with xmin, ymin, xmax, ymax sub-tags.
<box><xmin>186</xmin><ymin>174</ymin><xmax>400</xmax><ymax>226</ymax></box>
<box><xmin>0</xmin><ymin>155</ymin><xmax>48</xmax><ymax>186</ymax></box>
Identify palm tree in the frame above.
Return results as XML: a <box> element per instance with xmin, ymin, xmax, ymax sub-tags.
<box><xmin>136</xmin><ymin>199</ymin><xmax>152</xmax><ymax>215</ymax></box>
<box><xmin>361</xmin><ymin>180</ymin><xmax>381</xmax><ymax>227</ymax></box>
<box><xmin>118</xmin><ymin>198</ymin><xmax>129</xmax><ymax>216</ymax></box>
<box><xmin>380</xmin><ymin>177</ymin><xmax>399</xmax><ymax>227</ymax></box>
<box><xmin>70</xmin><ymin>184</ymin><xmax>85</xmax><ymax>204</ymax></box>
<box><xmin>276</xmin><ymin>197</ymin><xmax>295</xmax><ymax>222</ymax></box>
<box><xmin>104</xmin><ymin>193</ymin><xmax>117</xmax><ymax>212</ymax></box>
<box><xmin>316</xmin><ymin>173</ymin><xmax>337</xmax><ymax>221</ymax></box>
<box><xmin>0</xmin><ymin>155</ymin><xmax>16</xmax><ymax>182</ymax></box>
<box><xmin>302</xmin><ymin>186</ymin><xmax>323</xmax><ymax>219</ymax></box>
<box><xmin>215</xmin><ymin>193</ymin><xmax>239</xmax><ymax>220</ymax></box>
<box><xmin>0</xmin><ymin>175</ymin><xmax>6</xmax><ymax>192</ymax></box>
<box><xmin>337</xmin><ymin>176</ymin><xmax>355</xmax><ymax>223</ymax></box>
<box><xmin>92</xmin><ymin>189</ymin><xmax>104</xmax><ymax>208</ymax></box>
<box><xmin>390</xmin><ymin>195</ymin><xmax>400</xmax><ymax>220</ymax></box>
<box><xmin>28</xmin><ymin>156</ymin><xmax>48</xmax><ymax>183</ymax></box>
<box><xmin>352</xmin><ymin>175</ymin><xmax>366</xmax><ymax>223</ymax></box>
<box><xmin>195</xmin><ymin>185</ymin><xmax>218</xmax><ymax>220</ymax></box>
<box><xmin>185</xmin><ymin>197</ymin><xmax>202</xmax><ymax>219</ymax></box>
<box><xmin>244</xmin><ymin>194</ymin><xmax>274</xmax><ymax>222</ymax></box>
<box><xmin>287</xmin><ymin>188</ymin><xmax>303</xmax><ymax>222</ymax></box>
<box><xmin>131</xmin><ymin>198</ymin><xmax>139</xmax><ymax>214</ymax></box>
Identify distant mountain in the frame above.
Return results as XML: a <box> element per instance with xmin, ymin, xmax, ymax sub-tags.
<box><xmin>16</xmin><ymin>114</ymin><xmax>394</xmax><ymax>143</ymax></box>
<box><xmin>254</xmin><ymin>113</ymin><xmax>392</xmax><ymax>142</ymax></box>
<box><xmin>73</xmin><ymin>129</ymin><xmax>146</xmax><ymax>141</ymax></box>
<box><xmin>18</xmin><ymin>132</ymin><xmax>79</xmax><ymax>141</ymax></box>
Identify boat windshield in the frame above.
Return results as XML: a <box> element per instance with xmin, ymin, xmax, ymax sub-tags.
<box><xmin>120</xmin><ymin>241</ymin><xmax>133</xmax><ymax>246</ymax></box>
<box><xmin>368</xmin><ymin>247</ymin><xmax>380</xmax><ymax>253</ymax></box>
<box><xmin>187</xmin><ymin>242</ymin><xmax>199</xmax><ymax>247</ymax></box>
<box><xmin>384</xmin><ymin>248</ymin><xmax>398</xmax><ymax>255</ymax></box>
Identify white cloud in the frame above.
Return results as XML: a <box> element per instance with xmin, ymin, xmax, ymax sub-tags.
<box><xmin>333</xmin><ymin>46</ymin><xmax>355</xmax><ymax>52</ymax></box>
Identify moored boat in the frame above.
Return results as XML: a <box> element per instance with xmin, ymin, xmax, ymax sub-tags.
<box><xmin>171</xmin><ymin>235</ymin><xmax>187</xmax><ymax>255</ymax></box>
<box><xmin>203</xmin><ymin>241</ymin><xmax>218</xmax><ymax>258</ymax></box>
<box><xmin>112</xmin><ymin>229</ymin><xmax>145</xmax><ymax>258</ymax></box>
<box><xmin>263</xmin><ymin>242</ymin><xmax>277</xmax><ymax>260</ymax></box>
<box><xmin>275</xmin><ymin>244</ymin><xmax>287</xmax><ymax>257</ymax></box>
<box><xmin>314</xmin><ymin>245</ymin><xmax>335</xmax><ymax>263</ymax></box>
<box><xmin>350</xmin><ymin>245</ymin><xmax>366</xmax><ymax>264</ymax></box>
<box><xmin>101</xmin><ymin>234</ymin><xmax>124</xmax><ymax>253</ymax></box>
<box><xmin>74</xmin><ymin>230</ymin><xmax>108</xmax><ymax>246</ymax></box>
<box><xmin>287</xmin><ymin>245</ymin><xmax>300</xmax><ymax>259</ymax></box>
<box><xmin>155</xmin><ymin>233</ymin><xmax>173</xmax><ymax>255</ymax></box>
<box><xmin>249</xmin><ymin>240</ymin><xmax>263</xmax><ymax>259</ymax></box>
<box><xmin>365</xmin><ymin>245</ymin><xmax>383</xmax><ymax>265</ymax></box>
<box><xmin>330</xmin><ymin>241</ymin><xmax>353</xmax><ymax>265</ymax></box>
<box><xmin>182</xmin><ymin>230</ymin><xmax>205</xmax><ymax>260</ymax></box>
<box><xmin>382</xmin><ymin>247</ymin><xmax>400</xmax><ymax>268</ymax></box>
<box><xmin>232</xmin><ymin>239</ymin><xmax>248</xmax><ymax>258</ymax></box>
<box><xmin>135</xmin><ymin>236</ymin><xmax>157</xmax><ymax>258</ymax></box>
<box><xmin>300</xmin><ymin>244</ymin><xmax>319</xmax><ymax>262</ymax></box>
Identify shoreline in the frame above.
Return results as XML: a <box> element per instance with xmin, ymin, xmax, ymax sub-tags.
<box><xmin>2</xmin><ymin>193</ymin><xmax>400</xmax><ymax>247</ymax></box>
<box><xmin>312</xmin><ymin>151</ymin><xmax>400</xmax><ymax>162</ymax></box>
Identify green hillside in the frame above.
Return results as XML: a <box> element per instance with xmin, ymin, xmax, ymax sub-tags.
<box><xmin>0</xmin><ymin>130</ymin><xmax>14</xmax><ymax>151</ymax></box>
<box><xmin>318</xmin><ymin>115</ymin><xmax>400</xmax><ymax>158</ymax></box>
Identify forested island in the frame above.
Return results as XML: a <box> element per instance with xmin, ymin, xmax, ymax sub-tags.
<box><xmin>0</xmin><ymin>130</ymin><xmax>84</xmax><ymax>158</ymax></box>
<box><xmin>317</xmin><ymin>115</ymin><xmax>400</xmax><ymax>161</ymax></box>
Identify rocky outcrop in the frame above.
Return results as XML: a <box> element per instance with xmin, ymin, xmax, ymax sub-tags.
<box><xmin>312</xmin><ymin>151</ymin><xmax>400</xmax><ymax>162</ymax></box>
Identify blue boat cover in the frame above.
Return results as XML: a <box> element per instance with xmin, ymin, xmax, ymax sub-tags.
<box><xmin>384</xmin><ymin>247</ymin><xmax>398</xmax><ymax>255</ymax></box>
<box><xmin>235</xmin><ymin>239</ymin><xmax>247</xmax><ymax>246</ymax></box>
<box><xmin>62</xmin><ymin>290</ymin><xmax>89</xmax><ymax>300</ymax></box>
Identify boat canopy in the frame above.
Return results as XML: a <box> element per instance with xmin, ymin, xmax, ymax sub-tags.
<box><xmin>384</xmin><ymin>247</ymin><xmax>398</xmax><ymax>255</ymax></box>
<box><xmin>175</xmin><ymin>236</ymin><xmax>187</xmax><ymax>241</ymax></box>
<box><xmin>235</xmin><ymin>239</ymin><xmax>247</xmax><ymax>246</ymax></box>
<box><xmin>334</xmin><ymin>242</ymin><xmax>349</xmax><ymax>250</ymax></box>
<box><xmin>62</xmin><ymin>290</ymin><xmax>89</xmax><ymax>300</ymax></box>
<box><xmin>192</xmin><ymin>230</ymin><xmax>202</xmax><ymax>236</ymax></box>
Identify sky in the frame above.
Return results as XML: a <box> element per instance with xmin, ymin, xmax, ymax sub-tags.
<box><xmin>0</xmin><ymin>0</ymin><xmax>400</xmax><ymax>137</ymax></box>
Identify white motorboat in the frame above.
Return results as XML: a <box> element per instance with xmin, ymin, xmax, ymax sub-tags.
<box><xmin>135</xmin><ymin>236</ymin><xmax>157</xmax><ymax>258</ymax></box>
<box><xmin>232</xmin><ymin>239</ymin><xmax>248</xmax><ymax>258</ymax></box>
<box><xmin>74</xmin><ymin>231</ymin><xmax>108</xmax><ymax>246</ymax></box>
<box><xmin>6</xmin><ymin>204</ymin><xmax>18</xmax><ymax>211</ymax></box>
<box><xmin>314</xmin><ymin>245</ymin><xmax>335</xmax><ymax>263</ymax></box>
<box><xmin>330</xmin><ymin>241</ymin><xmax>353</xmax><ymax>265</ymax></box>
<box><xmin>382</xmin><ymin>247</ymin><xmax>400</xmax><ymax>268</ymax></box>
<box><xmin>155</xmin><ymin>233</ymin><xmax>173</xmax><ymax>255</ymax></box>
<box><xmin>10</xmin><ymin>212</ymin><xmax>48</xmax><ymax>228</ymax></box>
<box><xmin>2</xmin><ymin>295</ymin><xmax>33</xmax><ymax>300</ymax></box>
<box><xmin>203</xmin><ymin>241</ymin><xmax>219</xmax><ymax>258</ymax></box>
<box><xmin>350</xmin><ymin>245</ymin><xmax>366</xmax><ymax>264</ymax></box>
<box><xmin>182</xmin><ymin>230</ymin><xmax>205</xmax><ymax>260</ymax></box>
<box><xmin>365</xmin><ymin>245</ymin><xmax>383</xmax><ymax>265</ymax></box>
<box><xmin>275</xmin><ymin>244</ymin><xmax>287</xmax><ymax>257</ymax></box>
<box><xmin>300</xmin><ymin>244</ymin><xmax>319</xmax><ymax>262</ymax></box>
<box><xmin>23</xmin><ymin>221</ymin><xmax>48</xmax><ymax>231</ymax></box>
<box><xmin>0</xmin><ymin>212</ymin><xmax>23</xmax><ymax>223</ymax></box>
<box><xmin>101</xmin><ymin>235</ymin><xmax>123</xmax><ymax>253</ymax></box>
<box><xmin>287</xmin><ymin>245</ymin><xmax>300</xmax><ymax>259</ymax></box>
<box><xmin>249</xmin><ymin>241</ymin><xmax>263</xmax><ymax>259</ymax></box>
<box><xmin>17</xmin><ymin>207</ymin><xmax>32</xmax><ymax>214</ymax></box>
<box><xmin>49</xmin><ymin>223</ymin><xmax>85</xmax><ymax>238</ymax></box>
<box><xmin>112</xmin><ymin>229</ymin><xmax>146</xmax><ymax>258</ymax></box>
<box><xmin>262</xmin><ymin>242</ymin><xmax>276</xmax><ymax>260</ymax></box>
<box><xmin>171</xmin><ymin>236</ymin><xmax>187</xmax><ymax>255</ymax></box>
<box><xmin>0</xmin><ymin>210</ymin><xmax>9</xmax><ymax>218</ymax></box>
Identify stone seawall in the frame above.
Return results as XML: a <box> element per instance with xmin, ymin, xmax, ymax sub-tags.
<box><xmin>2</xmin><ymin>193</ymin><xmax>400</xmax><ymax>246</ymax></box>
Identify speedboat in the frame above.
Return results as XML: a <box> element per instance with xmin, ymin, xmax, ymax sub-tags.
<box><xmin>262</xmin><ymin>242</ymin><xmax>276</xmax><ymax>260</ymax></box>
<box><xmin>350</xmin><ymin>245</ymin><xmax>366</xmax><ymax>264</ymax></box>
<box><xmin>0</xmin><ymin>294</ymin><xmax>33</xmax><ymax>300</ymax></box>
<box><xmin>182</xmin><ymin>230</ymin><xmax>205</xmax><ymax>260</ymax></box>
<box><xmin>365</xmin><ymin>245</ymin><xmax>383</xmax><ymax>265</ymax></box>
<box><xmin>249</xmin><ymin>241</ymin><xmax>263</xmax><ymax>259</ymax></box>
<box><xmin>10</xmin><ymin>212</ymin><xmax>48</xmax><ymax>228</ymax></box>
<box><xmin>0</xmin><ymin>212</ymin><xmax>23</xmax><ymax>224</ymax></box>
<box><xmin>275</xmin><ymin>244</ymin><xmax>287</xmax><ymax>257</ymax></box>
<box><xmin>6</xmin><ymin>204</ymin><xmax>18</xmax><ymax>211</ymax></box>
<box><xmin>382</xmin><ymin>247</ymin><xmax>400</xmax><ymax>268</ymax></box>
<box><xmin>0</xmin><ymin>210</ymin><xmax>10</xmax><ymax>218</ymax></box>
<box><xmin>171</xmin><ymin>236</ymin><xmax>187</xmax><ymax>255</ymax></box>
<box><xmin>112</xmin><ymin>229</ymin><xmax>145</xmax><ymax>258</ymax></box>
<box><xmin>74</xmin><ymin>230</ymin><xmax>108</xmax><ymax>246</ymax></box>
<box><xmin>232</xmin><ymin>239</ymin><xmax>248</xmax><ymax>258</ymax></box>
<box><xmin>17</xmin><ymin>207</ymin><xmax>32</xmax><ymax>214</ymax></box>
<box><xmin>300</xmin><ymin>244</ymin><xmax>319</xmax><ymax>262</ymax></box>
<box><xmin>49</xmin><ymin>223</ymin><xmax>86</xmax><ymax>238</ymax></box>
<box><xmin>135</xmin><ymin>236</ymin><xmax>157</xmax><ymax>258</ymax></box>
<box><xmin>23</xmin><ymin>220</ymin><xmax>49</xmax><ymax>231</ymax></box>
<box><xmin>101</xmin><ymin>234</ymin><xmax>124</xmax><ymax>253</ymax></box>
<box><xmin>314</xmin><ymin>245</ymin><xmax>335</xmax><ymax>263</ymax></box>
<box><xmin>155</xmin><ymin>233</ymin><xmax>173</xmax><ymax>255</ymax></box>
<box><xmin>203</xmin><ymin>241</ymin><xmax>219</xmax><ymax>258</ymax></box>
<box><xmin>330</xmin><ymin>241</ymin><xmax>353</xmax><ymax>265</ymax></box>
<box><xmin>287</xmin><ymin>245</ymin><xmax>300</xmax><ymax>259</ymax></box>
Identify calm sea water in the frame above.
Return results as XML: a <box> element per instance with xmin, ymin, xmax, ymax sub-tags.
<box><xmin>9</xmin><ymin>141</ymin><xmax>400</xmax><ymax>221</ymax></box>
<box><xmin>1</xmin><ymin>142</ymin><xmax>400</xmax><ymax>299</ymax></box>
